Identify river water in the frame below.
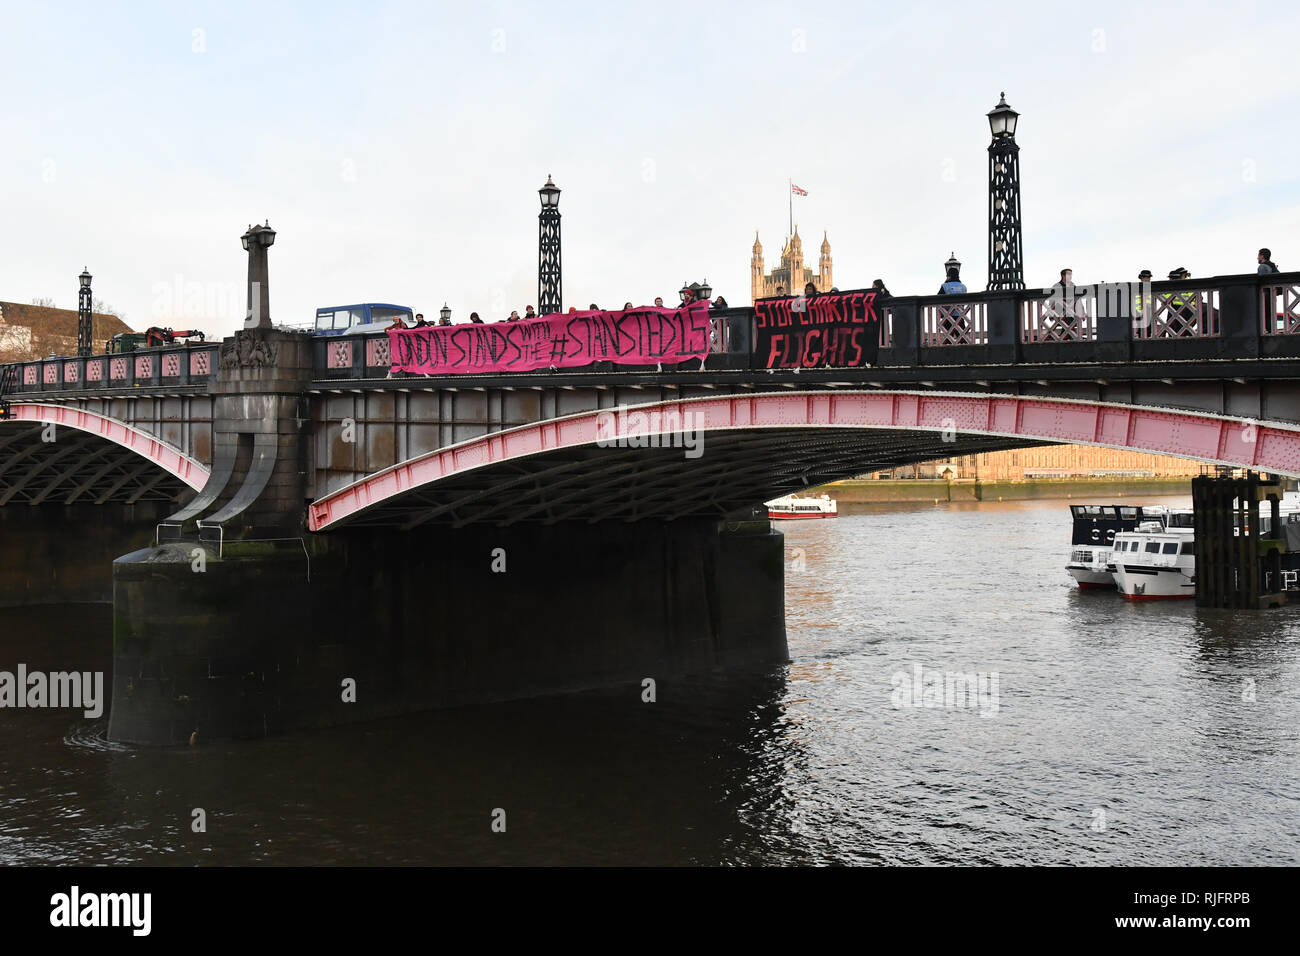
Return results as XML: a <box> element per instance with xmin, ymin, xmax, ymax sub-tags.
<box><xmin>2</xmin><ymin>497</ymin><xmax>1298</xmax><ymax>865</ymax></box>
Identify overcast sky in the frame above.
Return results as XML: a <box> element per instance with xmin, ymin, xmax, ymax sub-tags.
<box><xmin>2</xmin><ymin>0</ymin><xmax>1297</xmax><ymax>335</ymax></box>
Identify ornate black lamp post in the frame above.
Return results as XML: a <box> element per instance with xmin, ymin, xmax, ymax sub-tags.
<box><xmin>537</xmin><ymin>176</ymin><xmax>562</xmax><ymax>317</ymax></box>
<box><xmin>77</xmin><ymin>268</ymin><xmax>93</xmax><ymax>357</ymax></box>
<box><xmin>241</xmin><ymin>221</ymin><xmax>276</xmax><ymax>329</ymax></box>
<box><xmin>986</xmin><ymin>93</ymin><xmax>1024</xmax><ymax>291</ymax></box>
<box><xmin>440</xmin><ymin>303</ymin><xmax>452</xmax><ymax>324</ymax></box>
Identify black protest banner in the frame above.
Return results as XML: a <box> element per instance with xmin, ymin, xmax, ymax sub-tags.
<box><xmin>753</xmin><ymin>290</ymin><xmax>881</xmax><ymax>369</ymax></box>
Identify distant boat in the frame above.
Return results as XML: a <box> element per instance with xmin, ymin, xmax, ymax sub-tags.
<box><xmin>767</xmin><ymin>493</ymin><xmax>837</xmax><ymax>520</ymax></box>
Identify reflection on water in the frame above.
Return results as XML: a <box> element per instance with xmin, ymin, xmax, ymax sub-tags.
<box><xmin>2</xmin><ymin>497</ymin><xmax>1299</xmax><ymax>864</ymax></box>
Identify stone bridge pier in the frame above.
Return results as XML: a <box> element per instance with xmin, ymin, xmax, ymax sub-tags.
<box><xmin>108</xmin><ymin>330</ymin><xmax>787</xmax><ymax>745</ymax></box>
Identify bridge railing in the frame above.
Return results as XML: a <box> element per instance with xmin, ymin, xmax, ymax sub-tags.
<box><xmin>876</xmin><ymin>271</ymin><xmax>1298</xmax><ymax>367</ymax></box>
<box><xmin>1</xmin><ymin>342</ymin><xmax>221</xmax><ymax>396</ymax></box>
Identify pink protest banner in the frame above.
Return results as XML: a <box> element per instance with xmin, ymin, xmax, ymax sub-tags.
<box><xmin>387</xmin><ymin>301</ymin><xmax>712</xmax><ymax>375</ymax></box>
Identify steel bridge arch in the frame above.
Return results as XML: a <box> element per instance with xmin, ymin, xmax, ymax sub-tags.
<box><xmin>307</xmin><ymin>390</ymin><xmax>1300</xmax><ymax>531</ymax></box>
<box><xmin>2</xmin><ymin>402</ymin><xmax>209</xmax><ymax>491</ymax></box>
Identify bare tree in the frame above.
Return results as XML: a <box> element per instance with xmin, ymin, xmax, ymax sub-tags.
<box><xmin>92</xmin><ymin>297</ymin><xmax>126</xmax><ymax>321</ymax></box>
<box><xmin>30</xmin><ymin>296</ymin><xmax>56</xmax><ymax>308</ymax></box>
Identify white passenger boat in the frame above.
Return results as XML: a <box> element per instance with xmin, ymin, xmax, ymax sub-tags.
<box><xmin>767</xmin><ymin>493</ymin><xmax>838</xmax><ymax>519</ymax></box>
<box><xmin>1110</xmin><ymin>498</ymin><xmax>1300</xmax><ymax>599</ymax></box>
<box><xmin>1110</xmin><ymin>519</ymin><xmax>1197</xmax><ymax>600</ymax></box>
<box><xmin>1065</xmin><ymin>504</ymin><xmax>1167</xmax><ymax>590</ymax></box>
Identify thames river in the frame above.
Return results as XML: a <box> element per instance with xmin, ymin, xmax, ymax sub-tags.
<box><xmin>2</xmin><ymin>497</ymin><xmax>1298</xmax><ymax>865</ymax></box>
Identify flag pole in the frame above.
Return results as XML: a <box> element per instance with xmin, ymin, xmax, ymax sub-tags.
<box><xmin>788</xmin><ymin>178</ymin><xmax>792</xmax><ymax>238</ymax></box>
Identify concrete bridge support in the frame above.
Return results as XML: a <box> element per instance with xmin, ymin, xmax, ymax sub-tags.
<box><xmin>108</xmin><ymin>517</ymin><xmax>787</xmax><ymax>745</ymax></box>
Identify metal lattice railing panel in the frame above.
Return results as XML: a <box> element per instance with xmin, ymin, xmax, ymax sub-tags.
<box><xmin>1022</xmin><ymin>291</ymin><xmax>1097</xmax><ymax>343</ymax></box>
<box><xmin>110</xmin><ymin>358</ymin><xmax>128</xmax><ymax>381</ymax></box>
<box><xmin>86</xmin><ymin>359</ymin><xmax>104</xmax><ymax>382</ymax></box>
<box><xmin>190</xmin><ymin>350</ymin><xmax>211</xmax><ymax>376</ymax></box>
<box><xmin>921</xmin><ymin>301</ymin><xmax>987</xmax><ymax>346</ymax></box>
<box><xmin>1262</xmin><ymin>284</ymin><xmax>1300</xmax><ymax>334</ymax></box>
<box><xmin>134</xmin><ymin>355</ymin><xmax>154</xmax><ymax>378</ymax></box>
<box><xmin>328</xmin><ymin>341</ymin><xmax>353</xmax><ymax>369</ymax></box>
<box><xmin>1135</xmin><ymin>288</ymin><xmax>1219</xmax><ymax>339</ymax></box>
<box><xmin>62</xmin><ymin>361</ymin><xmax>79</xmax><ymax>383</ymax></box>
<box><xmin>23</xmin><ymin>366</ymin><xmax>37</xmax><ymax>385</ymax></box>
<box><xmin>162</xmin><ymin>352</ymin><xmax>182</xmax><ymax>377</ymax></box>
<box><xmin>366</xmin><ymin>336</ymin><xmax>391</xmax><ymax>367</ymax></box>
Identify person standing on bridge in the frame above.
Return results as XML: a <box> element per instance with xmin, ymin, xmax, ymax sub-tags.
<box><xmin>1258</xmin><ymin>248</ymin><xmax>1280</xmax><ymax>274</ymax></box>
<box><xmin>469</xmin><ymin>312</ymin><xmax>484</xmax><ymax>324</ymax></box>
<box><xmin>524</xmin><ymin>305</ymin><xmax>538</xmax><ymax>319</ymax></box>
<box><xmin>871</xmin><ymin>279</ymin><xmax>891</xmax><ymax>298</ymax></box>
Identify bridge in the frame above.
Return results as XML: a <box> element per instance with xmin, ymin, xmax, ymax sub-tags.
<box><xmin>4</xmin><ymin>268</ymin><xmax>1300</xmax><ymax>744</ymax></box>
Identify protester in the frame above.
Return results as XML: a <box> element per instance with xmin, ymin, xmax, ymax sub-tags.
<box><xmin>712</xmin><ymin>296</ymin><xmax>729</xmax><ymax>309</ymax></box>
<box><xmin>469</xmin><ymin>312</ymin><xmax>484</xmax><ymax>324</ymax></box>
<box><xmin>589</xmin><ymin>303</ymin><xmax>600</xmax><ymax>310</ymax></box>
<box><xmin>507</xmin><ymin>310</ymin><xmax>520</xmax><ymax>321</ymax></box>
<box><xmin>1258</xmin><ymin>248</ymin><xmax>1280</xmax><ymax>274</ymax></box>
<box><xmin>437</xmin><ymin>311</ymin><xmax>451</xmax><ymax>327</ymax></box>
<box><xmin>938</xmin><ymin>266</ymin><xmax>966</xmax><ymax>295</ymax></box>
<box><xmin>775</xmin><ymin>285</ymin><xmax>786</xmax><ymax>296</ymax></box>
<box><xmin>623</xmin><ymin>301</ymin><xmax>634</xmax><ymax>310</ymax></box>
<box><xmin>524</xmin><ymin>305</ymin><xmax>537</xmax><ymax>319</ymax></box>
<box><xmin>871</xmin><ymin>279</ymin><xmax>891</xmax><ymax>298</ymax></box>
<box><xmin>411</xmin><ymin>312</ymin><xmax>429</xmax><ymax>328</ymax></box>
<box><xmin>803</xmin><ymin>281</ymin><xmax>818</xmax><ymax>297</ymax></box>
<box><xmin>653</xmin><ymin>296</ymin><xmax>665</xmax><ymax>308</ymax></box>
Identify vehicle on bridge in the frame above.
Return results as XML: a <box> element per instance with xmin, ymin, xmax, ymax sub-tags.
<box><xmin>313</xmin><ymin>303</ymin><xmax>413</xmax><ymax>336</ymax></box>
<box><xmin>107</xmin><ymin>327</ymin><xmax>206</xmax><ymax>353</ymax></box>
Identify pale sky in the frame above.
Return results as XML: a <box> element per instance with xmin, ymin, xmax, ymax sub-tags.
<box><xmin>2</xmin><ymin>0</ymin><xmax>1297</xmax><ymax>335</ymax></box>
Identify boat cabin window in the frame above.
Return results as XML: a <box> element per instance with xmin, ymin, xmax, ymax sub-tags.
<box><xmin>1162</xmin><ymin>542</ymin><xmax>1178</xmax><ymax>554</ymax></box>
<box><xmin>1180</xmin><ymin>542</ymin><xmax>1195</xmax><ymax>555</ymax></box>
<box><xmin>1145</xmin><ymin>542</ymin><xmax>1160</xmax><ymax>553</ymax></box>
<box><xmin>1120</xmin><ymin>507</ymin><xmax>1138</xmax><ymax>519</ymax></box>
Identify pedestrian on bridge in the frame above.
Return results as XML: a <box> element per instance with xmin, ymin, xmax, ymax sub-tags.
<box><xmin>469</xmin><ymin>312</ymin><xmax>483</xmax><ymax>324</ymax></box>
<box><xmin>524</xmin><ymin>305</ymin><xmax>538</xmax><ymax>319</ymax></box>
<box><xmin>1258</xmin><ymin>248</ymin><xmax>1280</xmax><ymax>274</ymax></box>
<box><xmin>871</xmin><ymin>279</ymin><xmax>891</xmax><ymax>298</ymax></box>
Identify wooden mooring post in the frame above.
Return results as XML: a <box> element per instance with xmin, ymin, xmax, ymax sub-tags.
<box><xmin>1192</xmin><ymin>471</ymin><xmax>1285</xmax><ymax>609</ymax></box>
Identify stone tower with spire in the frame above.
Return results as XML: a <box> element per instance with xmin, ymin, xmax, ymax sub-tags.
<box><xmin>750</xmin><ymin>225</ymin><xmax>833</xmax><ymax>302</ymax></box>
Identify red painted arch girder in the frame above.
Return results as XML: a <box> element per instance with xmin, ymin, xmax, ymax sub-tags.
<box><xmin>307</xmin><ymin>390</ymin><xmax>1300</xmax><ymax>531</ymax></box>
<box><xmin>5</xmin><ymin>402</ymin><xmax>209</xmax><ymax>490</ymax></box>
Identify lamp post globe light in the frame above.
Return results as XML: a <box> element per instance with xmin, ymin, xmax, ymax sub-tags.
<box><xmin>944</xmin><ymin>252</ymin><xmax>962</xmax><ymax>277</ymax></box>
<box><xmin>986</xmin><ymin>92</ymin><xmax>1024</xmax><ymax>291</ymax></box>
<box><xmin>241</xmin><ymin>220</ymin><xmax>276</xmax><ymax>329</ymax></box>
<box><xmin>77</xmin><ymin>268</ymin><xmax>93</xmax><ymax>357</ymax></box>
<box><xmin>537</xmin><ymin>175</ymin><xmax>562</xmax><ymax>318</ymax></box>
<box><xmin>440</xmin><ymin>303</ymin><xmax>452</xmax><ymax>324</ymax></box>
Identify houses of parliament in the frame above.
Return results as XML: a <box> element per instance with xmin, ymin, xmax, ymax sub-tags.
<box><xmin>750</xmin><ymin>226</ymin><xmax>833</xmax><ymax>302</ymax></box>
<box><xmin>746</xmin><ymin>227</ymin><xmax>1204</xmax><ymax>481</ymax></box>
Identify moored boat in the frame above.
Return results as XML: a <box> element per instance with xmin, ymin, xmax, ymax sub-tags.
<box><xmin>1065</xmin><ymin>504</ymin><xmax>1167</xmax><ymax>590</ymax></box>
<box><xmin>767</xmin><ymin>493</ymin><xmax>838</xmax><ymax>519</ymax></box>
<box><xmin>1110</xmin><ymin>519</ymin><xmax>1196</xmax><ymax>600</ymax></box>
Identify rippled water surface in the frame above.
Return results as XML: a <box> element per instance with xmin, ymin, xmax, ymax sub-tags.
<box><xmin>2</xmin><ymin>497</ymin><xmax>1298</xmax><ymax>865</ymax></box>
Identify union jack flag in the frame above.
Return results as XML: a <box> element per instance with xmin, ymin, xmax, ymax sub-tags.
<box><xmin>791</xmin><ymin>183</ymin><xmax>808</xmax><ymax>196</ymax></box>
